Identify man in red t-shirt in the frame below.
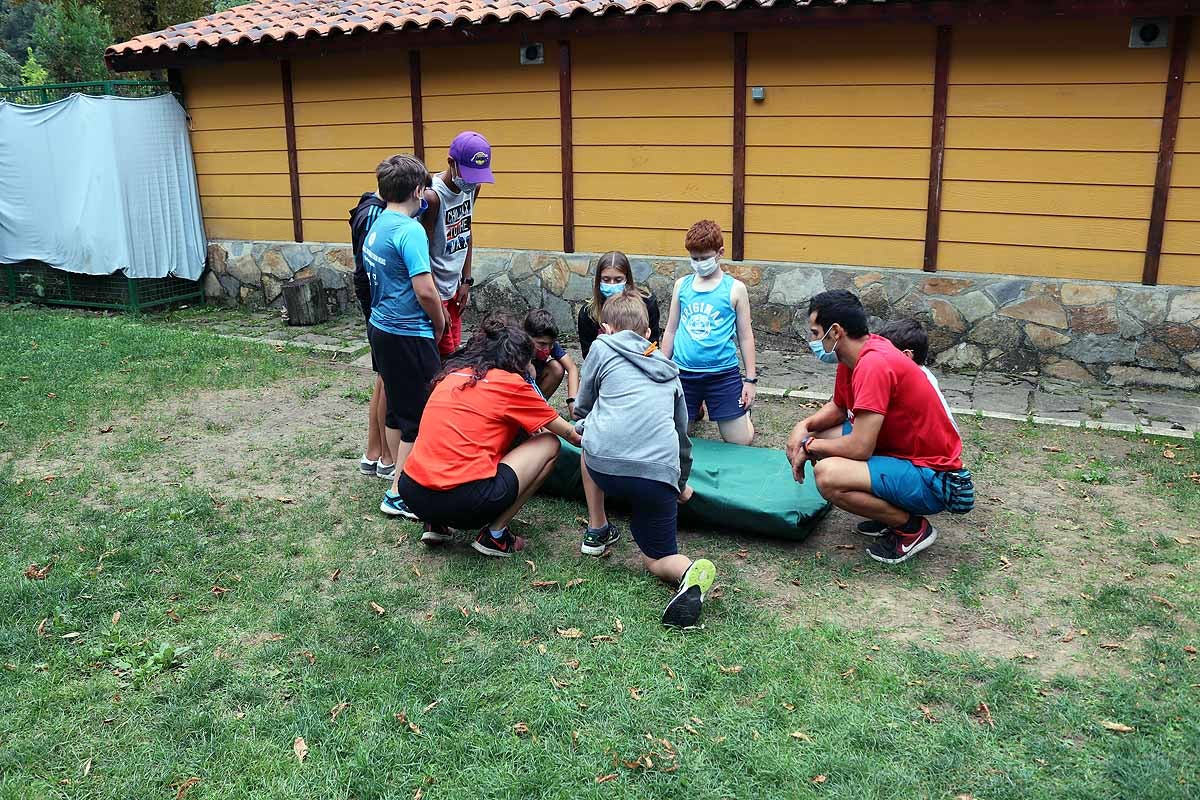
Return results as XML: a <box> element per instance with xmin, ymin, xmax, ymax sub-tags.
<box><xmin>785</xmin><ymin>290</ymin><xmax>974</xmax><ymax>564</ymax></box>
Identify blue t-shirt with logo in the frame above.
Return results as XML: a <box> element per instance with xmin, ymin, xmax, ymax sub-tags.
<box><xmin>362</xmin><ymin>210</ymin><xmax>433</xmax><ymax>338</ymax></box>
<box><xmin>672</xmin><ymin>272</ymin><xmax>739</xmax><ymax>372</ymax></box>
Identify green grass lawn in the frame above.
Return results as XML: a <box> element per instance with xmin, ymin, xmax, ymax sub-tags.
<box><xmin>2</xmin><ymin>307</ymin><xmax>1198</xmax><ymax>800</ymax></box>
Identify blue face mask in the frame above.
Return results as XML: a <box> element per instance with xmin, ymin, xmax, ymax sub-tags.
<box><xmin>411</xmin><ymin>197</ymin><xmax>429</xmax><ymax>218</ymax></box>
<box><xmin>808</xmin><ymin>329</ymin><xmax>840</xmax><ymax>364</ymax></box>
<box><xmin>599</xmin><ymin>280</ymin><xmax>626</xmax><ymax>299</ymax></box>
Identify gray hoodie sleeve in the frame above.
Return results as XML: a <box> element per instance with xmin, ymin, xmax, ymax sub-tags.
<box><xmin>573</xmin><ymin>339</ymin><xmax>603</xmax><ymax>420</ymax></box>
<box><xmin>674</xmin><ymin>381</ymin><xmax>692</xmax><ymax>492</ymax></box>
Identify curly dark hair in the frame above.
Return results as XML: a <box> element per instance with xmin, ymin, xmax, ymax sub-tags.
<box><xmin>435</xmin><ymin>312</ymin><xmax>533</xmax><ymax>388</ymax></box>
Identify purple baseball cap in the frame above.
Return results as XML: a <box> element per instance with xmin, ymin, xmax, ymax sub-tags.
<box><xmin>449</xmin><ymin>130</ymin><xmax>494</xmax><ymax>184</ymax></box>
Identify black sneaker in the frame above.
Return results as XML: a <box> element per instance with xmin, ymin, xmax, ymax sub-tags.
<box><xmin>854</xmin><ymin>519</ymin><xmax>890</xmax><ymax>537</ymax></box>
<box><xmin>662</xmin><ymin>558</ymin><xmax>716</xmax><ymax>628</ymax></box>
<box><xmin>580</xmin><ymin>521</ymin><xmax>621</xmax><ymax>556</ymax></box>
<box><xmin>421</xmin><ymin>523</ymin><xmax>453</xmax><ymax>544</ymax></box>
<box><xmin>868</xmin><ymin>520</ymin><xmax>938</xmax><ymax>565</ymax></box>
<box><xmin>471</xmin><ymin>527</ymin><xmax>526</xmax><ymax>558</ymax></box>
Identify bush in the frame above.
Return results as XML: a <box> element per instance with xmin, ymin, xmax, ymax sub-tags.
<box><xmin>31</xmin><ymin>0</ymin><xmax>112</xmax><ymax>83</ymax></box>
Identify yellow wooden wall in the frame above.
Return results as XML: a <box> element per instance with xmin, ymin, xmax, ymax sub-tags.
<box><xmin>572</xmin><ymin>34</ymin><xmax>733</xmax><ymax>255</ymax></box>
<box><xmin>940</xmin><ymin>21</ymin><xmax>1168</xmax><ymax>282</ymax></box>
<box><xmin>290</xmin><ymin>51</ymin><xmax>413</xmax><ymax>243</ymax></box>
<box><xmin>745</xmin><ymin>27</ymin><xmax>934</xmax><ymax>268</ymax></box>
<box><xmin>422</xmin><ymin>43</ymin><xmax>562</xmax><ymax>251</ymax></box>
<box><xmin>184</xmin><ymin>61</ymin><xmax>292</xmax><ymax>240</ymax></box>
<box><xmin>1162</xmin><ymin>31</ymin><xmax>1200</xmax><ymax>286</ymax></box>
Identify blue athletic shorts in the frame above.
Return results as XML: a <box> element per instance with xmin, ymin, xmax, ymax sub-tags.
<box><xmin>679</xmin><ymin>365</ymin><xmax>745</xmax><ymax>423</ymax></box>
<box><xmin>838</xmin><ymin>420</ymin><xmax>947</xmax><ymax>517</ymax></box>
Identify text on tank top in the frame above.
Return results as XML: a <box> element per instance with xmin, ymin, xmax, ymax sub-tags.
<box><xmin>673</xmin><ymin>273</ymin><xmax>739</xmax><ymax>373</ymax></box>
<box><xmin>428</xmin><ymin>175</ymin><xmax>478</xmax><ymax>300</ymax></box>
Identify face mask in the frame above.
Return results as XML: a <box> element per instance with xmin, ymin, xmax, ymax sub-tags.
<box><xmin>411</xmin><ymin>196</ymin><xmax>429</xmax><ymax>218</ymax></box>
<box><xmin>599</xmin><ymin>280</ymin><xmax>626</xmax><ymax>299</ymax></box>
<box><xmin>534</xmin><ymin>346</ymin><xmax>551</xmax><ymax>361</ymax></box>
<box><xmin>690</xmin><ymin>256</ymin><xmax>720</xmax><ymax>277</ymax></box>
<box><xmin>808</xmin><ymin>329</ymin><xmax>840</xmax><ymax>364</ymax></box>
<box><xmin>450</xmin><ymin>166</ymin><xmax>467</xmax><ymax>192</ymax></box>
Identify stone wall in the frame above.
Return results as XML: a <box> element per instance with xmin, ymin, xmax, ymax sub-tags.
<box><xmin>204</xmin><ymin>240</ymin><xmax>1200</xmax><ymax>389</ymax></box>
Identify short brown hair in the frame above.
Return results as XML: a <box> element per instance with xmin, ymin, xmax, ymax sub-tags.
<box><xmin>601</xmin><ymin>290</ymin><xmax>649</xmax><ymax>334</ymax></box>
<box><xmin>376</xmin><ymin>154</ymin><xmax>429</xmax><ymax>203</ymax></box>
<box><xmin>523</xmin><ymin>308</ymin><xmax>558</xmax><ymax>340</ymax></box>
<box><xmin>685</xmin><ymin>220</ymin><xmax>724</xmax><ymax>253</ymax></box>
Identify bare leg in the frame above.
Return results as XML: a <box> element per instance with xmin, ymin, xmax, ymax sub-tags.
<box><xmin>376</xmin><ymin>378</ymin><xmax>394</xmax><ymax>466</ymax></box>
<box><xmin>365</xmin><ymin>376</ymin><xmax>384</xmax><ymax>462</ymax></box>
<box><xmin>490</xmin><ymin>432</ymin><xmax>560</xmax><ymax>530</ymax></box>
<box><xmin>641</xmin><ymin>553</ymin><xmax>692</xmax><ymax>585</ymax></box>
<box><xmin>388</xmin><ymin>438</ymin><xmax>414</xmax><ymax>494</ymax></box>
<box><xmin>580</xmin><ymin>451</ymin><xmax>608</xmax><ymax>529</ymax></box>
<box><xmin>717</xmin><ymin>413</ymin><xmax>754</xmax><ymax>446</ymax></box>
<box><xmin>536</xmin><ymin>359</ymin><xmax>565</xmax><ymax>400</ymax></box>
<box><xmin>813</xmin><ymin>457</ymin><xmax>908</xmax><ymax>528</ymax></box>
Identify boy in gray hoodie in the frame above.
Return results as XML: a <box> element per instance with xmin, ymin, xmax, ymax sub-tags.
<box><xmin>573</xmin><ymin>291</ymin><xmax>717</xmax><ymax>628</ymax></box>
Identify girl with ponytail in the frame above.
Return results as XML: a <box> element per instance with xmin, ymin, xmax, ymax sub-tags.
<box><xmin>397</xmin><ymin>314</ymin><xmax>582</xmax><ymax>557</ymax></box>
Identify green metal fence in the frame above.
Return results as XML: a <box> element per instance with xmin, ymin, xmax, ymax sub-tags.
<box><xmin>1</xmin><ymin>261</ymin><xmax>204</xmax><ymax>312</ymax></box>
<box><xmin>0</xmin><ymin>79</ymin><xmax>170</xmax><ymax>105</ymax></box>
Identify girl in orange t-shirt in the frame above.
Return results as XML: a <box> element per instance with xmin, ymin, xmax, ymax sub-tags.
<box><xmin>395</xmin><ymin>316</ymin><xmax>582</xmax><ymax>557</ymax></box>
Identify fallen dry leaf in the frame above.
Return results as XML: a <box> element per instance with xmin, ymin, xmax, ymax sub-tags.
<box><xmin>536</xmin><ymin>643</ymin><xmax>548</xmax><ymax>655</ymax></box>
<box><xmin>301</xmin><ymin>650</ymin><xmax>315</xmax><ymax>665</ymax></box>
<box><xmin>330</xmin><ymin>702</ymin><xmax>350</xmax><ymax>722</ymax></box>
<box><xmin>23</xmin><ymin>562</ymin><xmax>53</xmax><ymax>580</ymax></box>
<box><xmin>407</xmin><ymin>721</ymin><xmax>421</xmax><ymax>735</ymax></box>
<box><xmin>1184</xmin><ymin>645</ymin><xmax>1198</xmax><ymax>655</ymax></box>
<box><xmin>628</xmin><ymin>687</ymin><xmax>644</xmax><ymax>701</ymax></box>
<box><xmin>614</xmin><ymin>617</ymin><xmax>624</xmax><ymax>634</ymax></box>
<box><xmin>782</xmin><ymin>702</ymin><xmax>795</xmax><ymax>712</ymax></box>
<box><xmin>835</xmin><ymin>544</ymin><xmax>855</xmax><ymax>550</ymax></box>
<box><xmin>411</xmin><ymin>564</ymin><xmax>421</xmax><ymax>578</ymax></box>
<box><xmin>369</xmin><ymin>601</ymin><xmax>386</xmax><ymax>616</ymax></box>
<box><xmin>524</xmin><ymin>559</ymin><xmax>536</xmax><ymax>573</ymax></box>
<box><xmin>1100</xmin><ymin>720</ymin><xmax>1134</xmax><ymax>733</ymax></box>
<box><xmin>662</xmin><ymin>664</ymin><xmax>676</xmax><ymax>680</ymax></box>
<box><xmin>557</xmin><ymin>627</ymin><xmax>583</xmax><ymax>639</ymax></box>
<box><xmin>513</xmin><ymin>722</ymin><xmax>531</xmax><ymax>736</ymax></box>
<box><xmin>293</xmin><ymin>737</ymin><xmax>308</xmax><ymax>763</ymax></box>
<box><xmin>210</xmin><ymin>585</ymin><xmax>230</xmax><ymax>598</ymax></box>
<box><xmin>394</xmin><ymin>711</ymin><xmax>408</xmax><ymax>724</ymax></box>
<box><xmin>919</xmin><ymin>705</ymin><xmax>940</xmax><ymax>723</ymax></box>
<box><xmin>550</xmin><ymin>675</ymin><xmax>569</xmax><ymax>689</ymax></box>
<box><xmin>458</xmin><ymin>606</ymin><xmax>469</xmax><ymax>618</ymax></box>
<box><xmin>718</xmin><ymin>664</ymin><xmax>743</xmax><ymax>675</ymax></box>
<box><xmin>565</xmin><ymin>578</ymin><xmax>587</xmax><ymax>589</ymax></box>
<box><xmin>1174</xmin><ymin>537</ymin><xmax>1191</xmax><ymax>545</ymax></box>
<box><xmin>174</xmin><ymin>776</ymin><xmax>200</xmax><ymax>800</ymax></box>
<box><xmin>531</xmin><ymin>580</ymin><xmax>559</xmax><ymax>589</ymax></box>
<box><xmin>591</xmin><ymin>635</ymin><xmax>617</xmax><ymax>644</ymax></box>
<box><xmin>735</xmin><ymin>549</ymin><xmax>748</xmax><ymax>559</ymax></box>
<box><xmin>1150</xmin><ymin>595</ymin><xmax>1176</xmax><ymax>610</ymax></box>
<box><xmin>595</xmin><ymin>774</ymin><xmax>618</xmax><ymax>784</ymax></box>
<box><xmin>1100</xmin><ymin>642</ymin><xmax>1126</xmax><ymax>651</ymax></box>
<box><xmin>422</xmin><ymin>700</ymin><xmax>440</xmax><ymax>713</ymax></box>
<box><xmin>329</xmin><ymin>568</ymin><xmax>341</xmax><ymax>581</ymax></box>
<box><xmin>81</xmin><ymin>758</ymin><xmax>92</xmax><ymax>777</ymax></box>
<box><xmin>974</xmin><ymin>701</ymin><xmax>995</xmax><ymax>729</ymax></box>
<box><xmin>165</xmin><ymin>608</ymin><xmax>181</xmax><ymax>623</ymax></box>
<box><xmin>276</xmin><ymin>496</ymin><xmax>295</xmax><ymax>503</ymax></box>
<box><xmin>1042</xmin><ymin>445</ymin><xmax>1063</xmax><ymax>453</ymax></box>
<box><xmin>413</xmin><ymin>789</ymin><xmax>423</xmax><ymax>800</ymax></box>
<box><xmin>811</xmin><ymin>774</ymin><xmax>827</xmax><ymax>784</ymax></box>
<box><xmin>110</xmin><ymin>611</ymin><xmax>121</xmax><ymax>626</ymax></box>
<box><xmin>790</xmin><ymin>731</ymin><xmax>813</xmax><ymax>742</ymax></box>
<box><xmin>566</xmin><ymin>658</ymin><xmax>580</xmax><ymax>669</ymax></box>
<box><xmin>1163</xmin><ymin>448</ymin><xmax>1176</xmax><ymax>460</ymax></box>
<box><xmin>1061</xmin><ymin>629</ymin><xmax>1076</xmax><ymax>643</ymax></box>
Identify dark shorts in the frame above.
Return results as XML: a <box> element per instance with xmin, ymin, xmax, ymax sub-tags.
<box><xmin>353</xmin><ymin>275</ymin><xmax>378</xmax><ymax>372</ymax></box>
<box><xmin>679</xmin><ymin>365</ymin><xmax>745</xmax><ymax>423</ymax></box>
<box><xmin>397</xmin><ymin>464</ymin><xmax>520</xmax><ymax>529</ymax></box>
<box><xmin>367</xmin><ymin>324</ymin><xmax>440</xmax><ymax>441</ymax></box>
<box><xmin>586</xmin><ymin>466</ymin><xmax>679</xmax><ymax>560</ymax></box>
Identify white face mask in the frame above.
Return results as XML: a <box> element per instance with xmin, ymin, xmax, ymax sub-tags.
<box><xmin>690</xmin><ymin>256</ymin><xmax>720</xmax><ymax>277</ymax></box>
<box><xmin>450</xmin><ymin>165</ymin><xmax>467</xmax><ymax>192</ymax></box>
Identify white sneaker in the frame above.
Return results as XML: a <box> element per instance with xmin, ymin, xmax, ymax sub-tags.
<box><xmin>359</xmin><ymin>454</ymin><xmax>377</xmax><ymax>475</ymax></box>
<box><xmin>375</xmin><ymin>462</ymin><xmax>397</xmax><ymax>481</ymax></box>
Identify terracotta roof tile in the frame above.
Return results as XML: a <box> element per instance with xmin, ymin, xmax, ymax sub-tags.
<box><xmin>107</xmin><ymin>0</ymin><xmax>827</xmax><ymax>58</ymax></box>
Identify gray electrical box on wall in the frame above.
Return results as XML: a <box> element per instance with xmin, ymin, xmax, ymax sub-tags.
<box><xmin>1129</xmin><ymin>18</ymin><xmax>1169</xmax><ymax>48</ymax></box>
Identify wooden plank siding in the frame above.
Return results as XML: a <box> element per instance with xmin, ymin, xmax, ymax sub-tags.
<box><xmin>422</xmin><ymin>43</ymin><xmax>563</xmax><ymax>251</ymax></box>
<box><xmin>184</xmin><ymin>61</ymin><xmax>293</xmax><ymax>240</ymax></box>
<box><xmin>289</xmin><ymin>52</ymin><xmax>413</xmax><ymax>243</ymax></box>
<box><xmin>940</xmin><ymin>20</ymin><xmax>1170</xmax><ymax>282</ymax></box>
<box><xmin>572</xmin><ymin>34</ymin><xmax>733</xmax><ymax>256</ymax></box>
<box><xmin>744</xmin><ymin>26</ymin><xmax>935</xmax><ymax>268</ymax></box>
<box><xmin>1162</xmin><ymin>26</ymin><xmax>1200</xmax><ymax>286</ymax></box>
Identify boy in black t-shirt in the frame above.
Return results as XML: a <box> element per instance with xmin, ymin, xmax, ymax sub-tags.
<box><xmin>523</xmin><ymin>309</ymin><xmax>579</xmax><ymax>416</ymax></box>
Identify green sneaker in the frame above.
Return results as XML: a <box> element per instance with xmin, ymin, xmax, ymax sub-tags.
<box><xmin>580</xmin><ymin>521</ymin><xmax>621</xmax><ymax>557</ymax></box>
<box><xmin>662</xmin><ymin>558</ymin><xmax>716</xmax><ymax>628</ymax></box>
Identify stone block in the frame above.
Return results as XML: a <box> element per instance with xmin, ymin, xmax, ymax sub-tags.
<box><xmin>262</xmin><ymin>275</ymin><xmax>284</xmax><ymax>304</ymax></box>
<box><xmin>281</xmin><ymin>243</ymin><xmax>314</xmax><ymax>273</ymax></box>
<box><xmin>1108</xmin><ymin>365</ymin><xmax>1200</xmax><ymax>390</ymax></box>
<box><xmin>217</xmin><ymin>274</ymin><xmax>240</xmax><ymax>299</ymax></box>
<box><xmin>929</xmin><ymin>298</ymin><xmax>966</xmax><ymax>333</ymax></box>
<box><xmin>540</xmin><ymin>259</ymin><xmax>569</xmax><ymax>296</ymax></box>
<box><xmin>566</xmin><ymin>253</ymin><xmax>593</xmax><ymax>276</ymax></box>
<box><xmin>1068</xmin><ymin>304</ymin><xmax>1118</xmax><ymax>335</ymax></box>
<box><xmin>1063</xmin><ymin>334</ymin><xmax>1135</xmax><ymax>365</ymax></box>
<box><xmin>653</xmin><ymin>258</ymin><xmax>682</xmax><ymax>278</ymax></box>
<box><xmin>542</xmin><ymin>292</ymin><xmax>574</xmax><ymax>333</ymax></box>
<box><xmin>859</xmin><ymin>283</ymin><xmax>890</xmax><ymax>319</ymax></box>
<box><xmin>251</xmin><ymin>242</ymin><xmax>270</xmax><ymax>263</ymax></box>
<box><xmin>510</xmin><ymin>251</ymin><xmax>537</xmax><ymax>279</ymax></box>
<box><xmin>853</xmin><ymin>270</ymin><xmax>884</xmax><ymax>289</ymax></box>
<box><xmin>1119</xmin><ymin>288</ymin><xmax>1168</xmax><ymax>326</ymax></box>
<box><xmin>934</xmin><ymin>342</ymin><xmax>983</xmax><ymax>371</ymax></box>
<box><xmin>326</xmin><ymin>247</ymin><xmax>355</xmax><ymax>272</ymax></box>
<box><xmin>473</xmin><ymin>250</ymin><xmax>514</xmax><ymax>285</ymax></box>
<box><xmin>985</xmin><ymin>348</ymin><xmax>1040</xmax><ymax>375</ymax></box>
<box><xmin>473</xmin><ymin>274</ymin><xmax>529</xmax><ymax>316</ymax></box>
<box><xmin>724</xmin><ymin>262</ymin><xmax>761</xmax><ymax>287</ymax></box>
<box><xmin>1167</xmin><ymin>290</ymin><xmax>1200</xmax><ymax>324</ymax></box>
<box><xmin>514</xmin><ymin>274</ymin><xmax>543</xmax><ymax>309</ymax></box>
<box><xmin>1117</xmin><ymin>311</ymin><xmax>1145</xmax><ymax>339</ymax></box>
<box><xmin>753</xmin><ymin>303</ymin><xmax>792</xmax><ymax>335</ymax></box>
<box><xmin>951</xmin><ymin>290</ymin><xmax>995</xmax><ymax>323</ymax></box>
<box><xmin>1061</xmin><ymin>283</ymin><xmax>1118</xmax><ymax>305</ymax></box>
<box><xmin>227</xmin><ymin>254</ymin><xmax>261</xmax><ymax>286</ymax></box>
<box><xmin>985</xmin><ymin>279</ymin><xmax>1024</xmax><ymax>308</ymax></box>
<box><xmin>203</xmin><ymin>271</ymin><xmax>223</xmax><ymax>299</ymax></box>
<box><xmin>921</xmin><ymin>277</ymin><xmax>974</xmax><ymax>296</ymax></box>
<box><xmin>1033</xmin><ymin>393</ymin><xmax>1084</xmax><ymax>414</ymax></box>
<box><xmin>1184</xmin><ymin>351</ymin><xmax>1200</xmax><ymax>372</ymax></box>
<box><xmin>564</xmin><ymin>272</ymin><xmax>593</xmax><ymax>303</ymax></box>
<box><xmin>261</xmin><ymin>250</ymin><xmax>293</xmax><ymax>280</ymax></box>
<box><xmin>999</xmin><ymin>295</ymin><xmax>1067</xmax><ymax>329</ymax></box>
<box><xmin>769</xmin><ymin>268</ymin><xmax>825</xmax><ymax>306</ymax></box>
<box><xmin>968</xmin><ymin>317</ymin><xmax>1022</xmax><ymax>350</ymax></box>
<box><xmin>207</xmin><ymin>243</ymin><xmax>228</xmax><ymax>275</ymax></box>
<box><xmin>629</xmin><ymin>258</ymin><xmax>654</xmax><ymax>283</ymax></box>
<box><xmin>1025</xmin><ymin>324</ymin><xmax>1070</xmax><ymax>350</ymax></box>
<box><xmin>1043</xmin><ymin>357</ymin><xmax>1095</xmax><ymax>383</ymax></box>
<box><xmin>1136</xmin><ymin>341</ymin><xmax>1178</xmax><ymax>370</ymax></box>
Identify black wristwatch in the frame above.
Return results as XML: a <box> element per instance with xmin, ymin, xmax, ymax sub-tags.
<box><xmin>743</xmin><ymin>376</ymin><xmax>758</xmax><ymax>384</ymax></box>
<box><xmin>462</xmin><ymin>277</ymin><xmax>475</xmax><ymax>286</ymax></box>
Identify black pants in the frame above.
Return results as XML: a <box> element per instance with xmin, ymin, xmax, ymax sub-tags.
<box><xmin>367</xmin><ymin>324</ymin><xmax>440</xmax><ymax>441</ymax></box>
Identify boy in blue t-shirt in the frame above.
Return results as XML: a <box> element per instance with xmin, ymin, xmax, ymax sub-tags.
<box><xmin>661</xmin><ymin>220</ymin><xmax>758</xmax><ymax>446</ymax></box>
<box><xmin>362</xmin><ymin>154</ymin><xmax>446</xmax><ymax>520</ymax></box>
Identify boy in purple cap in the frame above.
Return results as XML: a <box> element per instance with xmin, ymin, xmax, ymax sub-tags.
<box><xmin>421</xmin><ymin>131</ymin><xmax>495</xmax><ymax>358</ymax></box>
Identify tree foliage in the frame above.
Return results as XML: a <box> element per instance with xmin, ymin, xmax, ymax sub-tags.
<box><xmin>0</xmin><ymin>46</ymin><xmax>18</xmax><ymax>85</ymax></box>
<box><xmin>95</xmin><ymin>0</ymin><xmax>213</xmax><ymax>45</ymax></box>
<box><xmin>0</xmin><ymin>0</ymin><xmax>47</xmax><ymax>61</ymax></box>
<box><xmin>19</xmin><ymin>45</ymin><xmax>46</xmax><ymax>83</ymax></box>
<box><xmin>31</xmin><ymin>0</ymin><xmax>111</xmax><ymax>82</ymax></box>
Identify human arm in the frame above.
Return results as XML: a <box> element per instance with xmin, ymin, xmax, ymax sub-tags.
<box><xmin>420</xmin><ymin>188</ymin><xmax>440</xmax><ymax>242</ymax></box>
<box><xmin>804</xmin><ymin>411</ymin><xmax>882</xmax><ymax>462</ymax></box>
<box><xmin>732</xmin><ymin>281</ymin><xmax>757</xmax><ymax>408</ymax></box>
<box><xmin>456</xmin><ymin>186</ymin><xmax>482</xmax><ymax>307</ymax></box>
<box><xmin>572</xmin><ymin>342</ymin><xmax>602</xmax><ymax>420</ymax></box>
<box><xmin>411</xmin><ymin>273</ymin><xmax>446</xmax><ymax>342</ymax></box>
<box><xmin>577</xmin><ymin>305</ymin><xmax>598</xmax><ymax>359</ymax></box>
<box><xmin>646</xmin><ymin>293</ymin><xmax>662</xmax><ymax>345</ymax></box>
<box><xmin>785</xmin><ymin>399</ymin><xmax>847</xmax><ymax>482</ymax></box>
<box><xmin>660</xmin><ymin>279</ymin><xmax>683</xmax><ymax>359</ymax></box>
<box><xmin>673</xmin><ymin>384</ymin><xmax>693</xmax><ymax>495</ymax></box>
<box><xmin>544</xmin><ymin>414</ymin><xmax>583</xmax><ymax>446</ymax></box>
<box><xmin>559</xmin><ymin>352</ymin><xmax>580</xmax><ymax>416</ymax></box>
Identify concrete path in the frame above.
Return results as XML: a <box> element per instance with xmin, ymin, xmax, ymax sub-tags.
<box><xmin>179</xmin><ymin>308</ymin><xmax>1199</xmax><ymax>438</ymax></box>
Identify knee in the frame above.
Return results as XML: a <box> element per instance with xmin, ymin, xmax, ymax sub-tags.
<box><xmin>813</xmin><ymin>459</ymin><xmax>837</xmax><ymax>496</ymax></box>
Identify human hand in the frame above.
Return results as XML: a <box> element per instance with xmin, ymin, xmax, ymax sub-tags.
<box><xmin>790</xmin><ymin>449</ymin><xmax>808</xmax><ymax>484</ymax></box>
<box><xmin>677</xmin><ymin>483</ymin><xmax>694</xmax><ymax>504</ymax></box>
<box><xmin>565</xmin><ymin>426</ymin><xmax>583</xmax><ymax>447</ymax></box>
<box><xmin>567</xmin><ymin>399</ymin><xmax>576</xmax><ymax>419</ymax></box>
<box><xmin>455</xmin><ymin>282</ymin><xmax>470</xmax><ymax>309</ymax></box>
<box><xmin>785</xmin><ymin>422</ymin><xmax>809</xmax><ymax>465</ymax></box>
<box><xmin>740</xmin><ymin>382</ymin><xmax>756</xmax><ymax>409</ymax></box>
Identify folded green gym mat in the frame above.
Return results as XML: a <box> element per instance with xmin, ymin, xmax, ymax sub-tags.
<box><xmin>542</xmin><ymin>438</ymin><xmax>831</xmax><ymax>540</ymax></box>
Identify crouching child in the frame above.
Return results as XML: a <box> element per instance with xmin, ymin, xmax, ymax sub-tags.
<box><xmin>573</xmin><ymin>290</ymin><xmax>716</xmax><ymax>628</ymax></box>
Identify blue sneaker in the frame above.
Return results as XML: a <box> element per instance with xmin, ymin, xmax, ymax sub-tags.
<box><xmin>380</xmin><ymin>490</ymin><xmax>418</xmax><ymax>520</ymax></box>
